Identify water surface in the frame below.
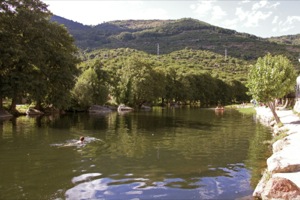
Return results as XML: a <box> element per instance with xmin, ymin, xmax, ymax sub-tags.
<box><xmin>0</xmin><ymin>107</ymin><xmax>271</xmax><ymax>199</ymax></box>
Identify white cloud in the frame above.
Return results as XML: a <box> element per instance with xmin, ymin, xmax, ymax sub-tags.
<box><xmin>44</xmin><ymin>0</ymin><xmax>169</xmax><ymax>24</ymax></box>
<box><xmin>235</xmin><ymin>0</ymin><xmax>275</xmax><ymax>28</ymax></box>
<box><xmin>272</xmin><ymin>16</ymin><xmax>278</xmax><ymax>24</ymax></box>
<box><xmin>239</xmin><ymin>0</ymin><xmax>251</xmax><ymax>5</ymax></box>
<box><xmin>270</xmin><ymin>2</ymin><xmax>280</xmax><ymax>8</ymax></box>
<box><xmin>281</xmin><ymin>26</ymin><xmax>294</xmax><ymax>32</ymax></box>
<box><xmin>252</xmin><ymin>0</ymin><xmax>268</xmax><ymax>10</ymax></box>
<box><xmin>246</xmin><ymin>11</ymin><xmax>272</xmax><ymax>27</ymax></box>
<box><xmin>211</xmin><ymin>6</ymin><xmax>227</xmax><ymax>20</ymax></box>
<box><xmin>236</xmin><ymin>7</ymin><xmax>248</xmax><ymax>21</ymax></box>
<box><xmin>272</xmin><ymin>27</ymin><xmax>277</xmax><ymax>33</ymax></box>
<box><xmin>271</xmin><ymin>16</ymin><xmax>300</xmax><ymax>35</ymax></box>
<box><xmin>191</xmin><ymin>0</ymin><xmax>227</xmax><ymax>22</ymax></box>
<box><xmin>286</xmin><ymin>16</ymin><xmax>300</xmax><ymax>25</ymax></box>
<box><xmin>223</xmin><ymin>18</ymin><xmax>239</xmax><ymax>30</ymax></box>
<box><xmin>190</xmin><ymin>1</ymin><xmax>215</xmax><ymax>18</ymax></box>
<box><xmin>140</xmin><ymin>8</ymin><xmax>169</xmax><ymax>20</ymax></box>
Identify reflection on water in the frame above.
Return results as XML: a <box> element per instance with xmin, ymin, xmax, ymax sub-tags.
<box><xmin>66</xmin><ymin>165</ymin><xmax>250</xmax><ymax>200</ymax></box>
<box><xmin>0</xmin><ymin>107</ymin><xmax>271</xmax><ymax>200</ymax></box>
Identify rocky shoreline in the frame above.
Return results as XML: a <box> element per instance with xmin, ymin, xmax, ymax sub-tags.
<box><xmin>253</xmin><ymin>106</ymin><xmax>300</xmax><ymax>199</ymax></box>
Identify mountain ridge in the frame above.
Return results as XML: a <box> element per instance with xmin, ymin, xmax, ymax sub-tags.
<box><xmin>51</xmin><ymin>15</ymin><xmax>300</xmax><ymax>64</ymax></box>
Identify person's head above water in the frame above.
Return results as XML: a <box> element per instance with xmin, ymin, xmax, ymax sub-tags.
<box><xmin>80</xmin><ymin>136</ymin><xmax>84</xmax><ymax>142</ymax></box>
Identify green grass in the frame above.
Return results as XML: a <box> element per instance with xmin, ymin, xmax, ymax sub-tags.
<box><xmin>237</xmin><ymin>107</ymin><xmax>256</xmax><ymax>115</ymax></box>
<box><xmin>16</xmin><ymin>104</ymin><xmax>31</xmax><ymax>114</ymax></box>
<box><xmin>227</xmin><ymin>104</ymin><xmax>256</xmax><ymax>115</ymax></box>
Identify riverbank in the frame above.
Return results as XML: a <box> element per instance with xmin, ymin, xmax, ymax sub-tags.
<box><xmin>253</xmin><ymin>106</ymin><xmax>300</xmax><ymax>199</ymax></box>
<box><xmin>0</xmin><ymin>109</ymin><xmax>13</xmax><ymax>119</ymax></box>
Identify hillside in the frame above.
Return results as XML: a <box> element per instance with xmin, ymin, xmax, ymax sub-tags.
<box><xmin>51</xmin><ymin>15</ymin><xmax>300</xmax><ymax>66</ymax></box>
<box><xmin>268</xmin><ymin>34</ymin><xmax>300</xmax><ymax>46</ymax></box>
<box><xmin>79</xmin><ymin>47</ymin><xmax>250</xmax><ymax>84</ymax></box>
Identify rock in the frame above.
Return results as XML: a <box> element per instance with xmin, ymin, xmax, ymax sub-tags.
<box><xmin>273</xmin><ymin>133</ymin><xmax>300</xmax><ymax>153</ymax></box>
<box><xmin>117</xmin><ymin>104</ymin><xmax>133</xmax><ymax>112</ymax></box>
<box><xmin>26</xmin><ymin>108</ymin><xmax>44</xmax><ymax>115</ymax></box>
<box><xmin>273</xmin><ymin>172</ymin><xmax>300</xmax><ymax>189</ymax></box>
<box><xmin>71</xmin><ymin>173</ymin><xmax>102</xmax><ymax>184</ymax></box>
<box><xmin>253</xmin><ymin>171</ymin><xmax>270</xmax><ymax>198</ymax></box>
<box><xmin>141</xmin><ymin>104</ymin><xmax>151</xmax><ymax>110</ymax></box>
<box><xmin>261</xmin><ymin>177</ymin><xmax>300</xmax><ymax>200</ymax></box>
<box><xmin>88</xmin><ymin>105</ymin><xmax>112</xmax><ymax>114</ymax></box>
<box><xmin>267</xmin><ymin>144</ymin><xmax>300</xmax><ymax>173</ymax></box>
<box><xmin>273</xmin><ymin>138</ymin><xmax>287</xmax><ymax>153</ymax></box>
<box><xmin>0</xmin><ymin>109</ymin><xmax>13</xmax><ymax>119</ymax></box>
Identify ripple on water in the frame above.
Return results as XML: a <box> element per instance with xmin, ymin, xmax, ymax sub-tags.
<box><xmin>71</xmin><ymin>173</ymin><xmax>102</xmax><ymax>184</ymax></box>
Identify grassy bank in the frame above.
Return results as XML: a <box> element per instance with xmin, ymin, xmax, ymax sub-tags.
<box><xmin>226</xmin><ymin>104</ymin><xmax>256</xmax><ymax>115</ymax></box>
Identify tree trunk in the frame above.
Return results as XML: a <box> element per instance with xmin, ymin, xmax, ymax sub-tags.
<box><xmin>268</xmin><ymin>101</ymin><xmax>281</xmax><ymax>124</ymax></box>
<box><xmin>35</xmin><ymin>100</ymin><xmax>42</xmax><ymax>111</ymax></box>
<box><xmin>10</xmin><ymin>95</ymin><xmax>17</xmax><ymax>113</ymax></box>
<box><xmin>277</xmin><ymin>98</ymin><xmax>289</xmax><ymax>110</ymax></box>
<box><xmin>0</xmin><ymin>95</ymin><xmax>2</xmax><ymax>109</ymax></box>
<box><xmin>283</xmin><ymin>98</ymin><xmax>289</xmax><ymax>108</ymax></box>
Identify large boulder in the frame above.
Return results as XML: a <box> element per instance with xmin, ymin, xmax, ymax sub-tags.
<box><xmin>117</xmin><ymin>104</ymin><xmax>133</xmax><ymax>112</ymax></box>
<box><xmin>253</xmin><ymin>171</ymin><xmax>270</xmax><ymax>198</ymax></box>
<box><xmin>261</xmin><ymin>177</ymin><xmax>300</xmax><ymax>200</ymax></box>
<box><xmin>26</xmin><ymin>108</ymin><xmax>44</xmax><ymax>116</ymax></box>
<box><xmin>88</xmin><ymin>105</ymin><xmax>112</xmax><ymax>114</ymax></box>
<box><xmin>273</xmin><ymin>172</ymin><xmax>300</xmax><ymax>189</ymax></box>
<box><xmin>273</xmin><ymin>133</ymin><xmax>300</xmax><ymax>153</ymax></box>
<box><xmin>267</xmin><ymin>144</ymin><xmax>300</xmax><ymax>173</ymax></box>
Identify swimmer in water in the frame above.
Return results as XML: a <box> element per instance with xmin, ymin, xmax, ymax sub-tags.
<box><xmin>76</xmin><ymin>136</ymin><xmax>85</xmax><ymax>144</ymax></box>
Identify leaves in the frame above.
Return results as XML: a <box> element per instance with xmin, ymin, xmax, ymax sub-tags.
<box><xmin>246</xmin><ymin>53</ymin><xmax>297</xmax><ymax>103</ymax></box>
<box><xmin>0</xmin><ymin>0</ymin><xmax>79</xmax><ymax>110</ymax></box>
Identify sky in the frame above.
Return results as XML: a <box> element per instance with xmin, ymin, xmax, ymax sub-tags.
<box><xmin>41</xmin><ymin>0</ymin><xmax>300</xmax><ymax>38</ymax></box>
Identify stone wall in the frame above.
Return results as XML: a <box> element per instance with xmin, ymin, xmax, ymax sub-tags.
<box><xmin>253</xmin><ymin>107</ymin><xmax>300</xmax><ymax>199</ymax></box>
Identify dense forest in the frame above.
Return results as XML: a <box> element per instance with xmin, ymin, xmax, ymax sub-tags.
<box><xmin>1</xmin><ymin>0</ymin><xmax>300</xmax><ymax>115</ymax></box>
<box><xmin>74</xmin><ymin>48</ymin><xmax>250</xmax><ymax>109</ymax></box>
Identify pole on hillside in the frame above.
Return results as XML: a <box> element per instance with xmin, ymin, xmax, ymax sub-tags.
<box><xmin>157</xmin><ymin>43</ymin><xmax>160</xmax><ymax>58</ymax></box>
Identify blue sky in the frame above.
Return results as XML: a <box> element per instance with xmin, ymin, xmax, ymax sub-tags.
<box><xmin>42</xmin><ymin>0</ymin><xmax>300</xmax><ymax>38</ymax></box>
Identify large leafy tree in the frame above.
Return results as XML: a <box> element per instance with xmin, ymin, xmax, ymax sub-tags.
<box><xmin>0</xmin><ymin>0</ymin><xmax>79</xmax><ymax>112</ymax></box>
<box><xmin>246</xmin><ymin>53</ymin><xmax>297</xmax><ymax>124</ymax></box>
<box><xmin>72</xmin><ymin>61</ymin><xmax>109</xmax><ymax>108</ymax></box>
<box><xmin>116</xmin><ymin>57</ymin><xmax>164</xmax><ymax>107</ymax></box>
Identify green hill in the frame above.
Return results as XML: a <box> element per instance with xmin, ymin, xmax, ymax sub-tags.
<box><xmin>79</xmin><ymin>47</ymin><xmax>250</xmax><ymax>84</ymax></box>
<box><xmin>268</xmin><ymin>34</ymin><xmax>300</xmax><ymax>46</ymax></box>
<box><xmin>51</xmin><ymin>16</ymin><xmax>300</xmax><ymax>66</ymax></box>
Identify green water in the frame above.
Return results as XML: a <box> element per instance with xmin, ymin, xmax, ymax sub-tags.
<box><xmin>0</xmin><ymin>107</ymin><xmax>271</xmax><ymax>200</ymax></box>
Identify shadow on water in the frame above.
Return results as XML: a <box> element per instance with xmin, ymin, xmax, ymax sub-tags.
<box><xmin>0</xmin><ymin>107</ymin><xmax>271</xmax><ymax>200</ymax></box>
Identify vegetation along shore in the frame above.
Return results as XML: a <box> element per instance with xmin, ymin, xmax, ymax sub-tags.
<box><xmin>2</xmin><ymin>1</ymin><xmax>300</xmax><ymax>199</ymax></box>
<box><xmin>253</xmin><ymin>106</ymin><xmax>300</xmax><ymax>199</ymax></box>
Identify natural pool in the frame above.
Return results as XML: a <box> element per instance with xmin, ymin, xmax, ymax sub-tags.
<box><xmin>0</xmin><ymin>107</ymin><xmax>271</xmax><ymax>200</ymax></box>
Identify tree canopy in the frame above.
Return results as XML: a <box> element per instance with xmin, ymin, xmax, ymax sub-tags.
<box><xmin>0</xmin><ymin>0</ymin><xmax>79</xmax><ymax>112</ymax></box>
<box><xmin>74</xmin><ymin>48</ymin><xmax>251</xmax><ymax>109</ymax></box>
<box><xmin>246</xmin><ymin>53</ymin><xmax>297</xmax><ymax>124</ymax></box>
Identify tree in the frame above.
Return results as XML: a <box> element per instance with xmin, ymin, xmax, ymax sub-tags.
<box><xmin>0</xmin><ymin>0</ymin><xmax>51</xmax><ymax>111</ymax></box>
<box><xmin>0</xmin><ymin>0</ymin><xmax>79</xmax><ymax>112</ymax></box>
<box><xmin>116</xmin><ymin>57</ymin><xmax>164</xmax><ymax>107</ymax></box>
<box><xmin>246</xmin><ymin>53</ymin><xmax>297</xmax><ymax>124</ymax></box>
<box><xmin>72</xmin><ymin>63</ymin><xmax>109</xmax><ymax>108</ymax></box>
<box><xmin>229</xmin><ymin>80</ymin><xmax>250</xmax><ymax>103</ymax></box>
